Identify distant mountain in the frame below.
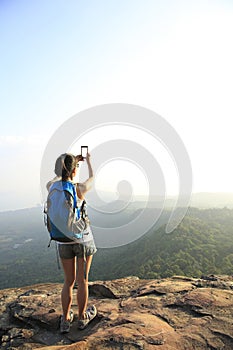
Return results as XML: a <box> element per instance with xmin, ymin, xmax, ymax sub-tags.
<box><xmin>87</xmin><ymin>191</ymin><xmax>233</xmax><ymax>210</ymax></box>
<box><xmin>135</xmin><ymin>192</ymin><xmax>233</xmax><ymax>209</ymax></box>
<box><xmin>190</xmin><ymin>192</ymin><xmax>233</xmax><ymax>208</ymax></box>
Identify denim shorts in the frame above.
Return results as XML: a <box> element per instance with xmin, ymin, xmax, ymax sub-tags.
<box><xmin>58</xmin><ymin>240</ymin><xmax>97</xmax><ymax>260</ymax></box>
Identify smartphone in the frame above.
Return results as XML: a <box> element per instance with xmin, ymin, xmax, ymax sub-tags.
<box><xmin>81</xmin><ymin>146</ymin><xmax>88</xmax><ymax>158</ymax></box>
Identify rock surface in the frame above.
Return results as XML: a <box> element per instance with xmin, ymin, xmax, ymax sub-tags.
<box><xmin>1</xmin><ymin>275</ymin><xmax>233</xmax><ymax>349</ymax></box>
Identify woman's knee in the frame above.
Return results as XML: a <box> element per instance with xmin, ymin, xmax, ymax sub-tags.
<box><xmin>77</xmin><ymin>270</ymin><xmax>90</xmax><ymax>284</ymax></box>
<box><xmin>77</xmin><ymin>276</ymin><xmax>88</xmax><ymax>285</ymax></box>
<box><xmin>64</xmin><ymin>277</ymin><xmax>76</xmax><ymax>288</ymax></box>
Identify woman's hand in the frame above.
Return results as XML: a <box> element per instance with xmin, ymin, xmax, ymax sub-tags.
<box><xmin>75</xmin><ymin>154</ymin><xmax>84</xmax><ymax>162</ymax></box>
<box><xmin>77</xmin><ymin>152</ymin><xmax>93</xmax><ymax>196</ymax></box>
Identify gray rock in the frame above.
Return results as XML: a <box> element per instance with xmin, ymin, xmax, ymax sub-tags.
<box><xmin>1</xmin><ymin>277</ymin><xmax>233</xmax><ymax>349</ymax></box>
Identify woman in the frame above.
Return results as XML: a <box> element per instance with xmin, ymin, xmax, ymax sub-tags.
<box><xmin>47</xmin><ymin>152</ymin><xmax>97</xmax><ymax>333</ymax></box>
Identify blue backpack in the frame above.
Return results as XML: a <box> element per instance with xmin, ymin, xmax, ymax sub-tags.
<box><xmin>44</xmin><ymin>181</ymin><xmax>87</xmax><ymax>244</ymax></box>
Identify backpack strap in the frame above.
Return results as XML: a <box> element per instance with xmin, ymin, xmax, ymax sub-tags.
<box><xmin>80</xmin><ymin>199</ymin><xmax>86</xmax><ymax>212</ymax></box>
<box><xmin>61</xmin><ymin>181</ymin><xmax>77</xmax><ymax>208</ymax></box>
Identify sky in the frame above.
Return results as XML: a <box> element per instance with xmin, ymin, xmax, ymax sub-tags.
<box><xmin>0</xmin><ymin>0</ymin><xmax>233</xmax><ymax>211</ymax></box>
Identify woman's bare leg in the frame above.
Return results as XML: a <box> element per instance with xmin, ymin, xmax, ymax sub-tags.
<box><xmin>61</xmin><ymin>258</ymin><xmax>76</xmax><ymax>320</ymax></box>
<box><xmin>77</xmin><ymin>255</ymin><xmax>93</xmax><ymax>319</ymax></box>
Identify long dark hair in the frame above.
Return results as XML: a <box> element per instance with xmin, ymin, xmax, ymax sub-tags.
<box><xmin>55</xmin><ymin>153</ymin><xmax>77</xmax><ymax>181</ymax></box>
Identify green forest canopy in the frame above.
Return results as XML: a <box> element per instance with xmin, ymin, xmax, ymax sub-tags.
<box><xmin>0</xmin><ymin>207</ymin><xmax>233</xmax><ymax>289</ymax></box>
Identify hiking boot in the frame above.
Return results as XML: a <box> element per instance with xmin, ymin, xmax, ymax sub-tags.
<box><xmin>77</xmin><ymin>305</ymin><xmax>97</xmax><ymax>330</ymax></box>
<box><xmin>60</xmin><ymin>309</ymin><xmax>74</xmax><ymax>333</ymax></box>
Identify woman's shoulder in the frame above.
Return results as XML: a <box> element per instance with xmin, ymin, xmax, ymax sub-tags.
<box><xmin>46</xmin><ymin>176</ymin><xmax>61</xmax><ymax>191</ymax></box>
<box><xmin>76</xmin><ymin>181</ymin><xmax>85</xmax><ymax>188</ymax></box>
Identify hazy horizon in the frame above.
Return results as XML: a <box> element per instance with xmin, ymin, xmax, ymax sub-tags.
<box><xmin>1</xmin><ymin>190</ymin><xmax>233</xmax><ymax>213</ymax></box>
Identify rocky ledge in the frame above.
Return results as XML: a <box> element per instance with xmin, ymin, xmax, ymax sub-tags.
<box><xmin>1</xmin><ymin>275</ymin><xmax>233</xmax><ymax>349</ymax></box>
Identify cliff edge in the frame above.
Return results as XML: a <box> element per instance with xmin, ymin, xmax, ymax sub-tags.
<box><xmin>1</xmin><ymin>275</ymin><xmax>233</xmax><ymax>349</ymax></box>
